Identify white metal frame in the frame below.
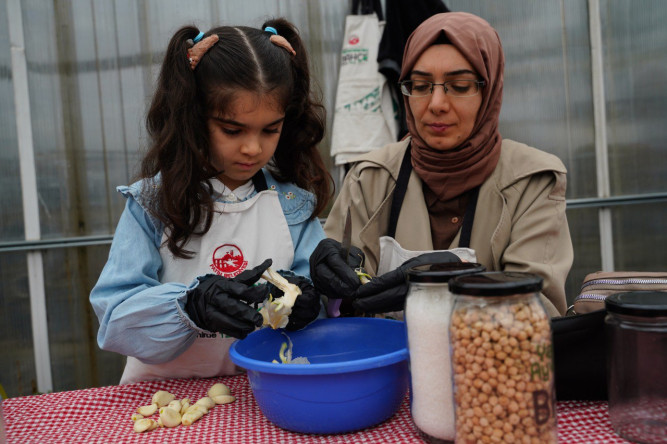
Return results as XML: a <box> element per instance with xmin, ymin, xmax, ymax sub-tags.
<box><xmin>7</xmin><ymin>0</ymin><xmax>53</xmax><ymax>393</ymax></box>
<box><xmin>588</xmin><ymin>0</ymin><xmax>615</xmax><ymax>272</ymax></box>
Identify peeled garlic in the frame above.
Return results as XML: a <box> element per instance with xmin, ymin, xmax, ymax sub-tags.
<box><xmin>131</xmin><ymin>413</ymin><xmax>144</xmax><ymax>422</ymax></box>
<box><xmin>194</xmin><ymin>396</ymin><xmax>216</xmax><ymax>410</ymax></box>
<box><xmin>136</xmin><ymin>404</ymin><xmax>158</xmax><ymax>416</ymax></box>
<box><xmin>211</xmin><ymin>394</ymin><xmax>236</xmax><ymax>405</ymax></box>
<box><xmin>159</xmin><ymin>407</ymin><xmax>182</xmax><ymax>428</ymax></box>
<box><xmin>275</xmin><ymin>332</ymin><xmax>310</xmax><ymax>364</ymax></box>
<box><xmin>167</xmin><ymin>399</ymin><xmax>182</xmax><ymax>412</ymax></box>
<box><xmin>182</xmin><ymin>409</ymin><xmax>205</xmax><ymax>426</ymax></box>
<box><xmin>180</xmin><ymin>398</ymin><xmax>191</xmax><ymax>415</ymax></box>
<box><xmin>152</xmin><ymin>390</ymin><xmax>175</xmax><ymax>407</ymax></box>
<box><xmin>260</xmin><ymin>268</ymin><xmax>302</xmax><ymax>329</ymax></box>
<box><xmin>133</xmin><ymin>418</ymin><xmax>158</xmax><ymax>433</ymax></box>
<box><xmin>207</xmin><ymin>383</ymin><xmax>231</xmax><ymax>398</ymax></box>
<box><xmin>186</xmin><ymin>404</ymin><xmax>209</xmax><ymax>415</ymax></box>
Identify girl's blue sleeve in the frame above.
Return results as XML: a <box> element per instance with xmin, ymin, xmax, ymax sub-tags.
<box><xmin>289</xmin><ymin>217</ymin><xmax>325</xmax><ymax>278</ymax></box>
<box><xmin>90</xmin><ymin>196</ymin><xmax>201</xmax><ymax>364</ymax></box>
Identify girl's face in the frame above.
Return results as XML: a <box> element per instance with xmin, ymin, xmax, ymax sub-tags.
<box><xmin>408</xmin><ymin>44</ymin><xmax>483</xmax><ymax>151</ymax></box>
<box><xmin>207</xmin><ymin>91</ymin><xmax>285</xmax><ymax>189</ymax></box>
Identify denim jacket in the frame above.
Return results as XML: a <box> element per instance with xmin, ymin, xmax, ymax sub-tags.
<box><xmin>90</xmin><ymin>169</ymin><xmax>325</xmax><ymax>364</ymax></box>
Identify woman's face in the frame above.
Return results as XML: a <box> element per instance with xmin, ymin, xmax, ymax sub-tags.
<box><xmin>207</xmin><ymin>91</ymin><xmax>285</xmax><ymax>189</ymax></box>
<box><xmin>408</xmin><ymin>44</ymin><xmax>483</xmax><ymax>151</ymax></box>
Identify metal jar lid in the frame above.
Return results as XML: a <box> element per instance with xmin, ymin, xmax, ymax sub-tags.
<box><xmin>406</xmin><ymin>261</ymin><xmax>486</xmax><ymax>283</ymax></box>
<box><xmin>448</xmin><ymin>271</ymin><xmax>543</xmax><ymax>296</ymax></box>
<box><xmin>605</xmin><ymin>291</ymin><xmax>667</xmax><ymax>317</ymax></box>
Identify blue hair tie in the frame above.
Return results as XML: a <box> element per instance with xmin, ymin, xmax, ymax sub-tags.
<box><xmin>264</xmin><ymin>26</ymin><xmax>278</xmax><ymax>35</ymax></box>
<box><xmin>193</xmin><ymin>31</ymin><xmax>205</xmax><ymax>43</ymax></box>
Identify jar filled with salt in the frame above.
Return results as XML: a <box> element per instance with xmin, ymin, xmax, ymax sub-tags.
<box><xmin>448</xmin><ymin>272</ymin><xmax>557</xmax><ymax>444</ymax></box>
<box><xmin>405</xmin><ymin>261</ymin><xmax>485</xmax><ymax>443</ymax></box>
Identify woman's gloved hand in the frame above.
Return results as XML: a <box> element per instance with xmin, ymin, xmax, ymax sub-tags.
<box><xmin>353</xmin><ymin>252</ymin><xmax>461</xmax><ymax>314</ymax></box>
<box><xmin>184</xmin><ymin>259</ymin><xmax>272</xmax><ymax>339</ymax></box>
<box><xmin>309</xmin><ymin>238</ymin><xmax>366</xmax><ymax>300</ymax></box>
<box><xmin>266</xmin><ymin>271</ymin><xmax>321</xmax><ymax>331</ymax></box>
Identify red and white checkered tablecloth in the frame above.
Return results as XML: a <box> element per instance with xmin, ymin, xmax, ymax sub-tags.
<box><xmin>3</xmin><ymin>374</ymin><xmax>634</xmax><ymax>444</ymax></box>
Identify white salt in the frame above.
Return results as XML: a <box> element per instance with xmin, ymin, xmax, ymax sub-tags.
<box><xmin>405</xmin><ymin>285</ymin><xmax>455</xmax><ymax>441</ymax></box>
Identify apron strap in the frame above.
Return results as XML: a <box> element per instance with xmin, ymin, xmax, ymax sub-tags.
<box><xmin>251</xmin><ymin>171</ymin><xmax>268</xmax><ymax>192</ymax></box>
<box><xmin>387</xmin><ymin>145</ymin><xmax>479</xmax><ymax>248</ymax></box>
<box><xmin>387</xmin><ymin>145</ymin><xmax>412</xmax><ymax>239</ymax></box>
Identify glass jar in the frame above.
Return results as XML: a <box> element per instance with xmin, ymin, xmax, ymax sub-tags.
<box><xmin>605</xmin><ymin>291</ymin><xmax>667</xmax><ymax>444</ymax></box>
<box><xmin>448</xmin><ymin>272</ymin><xmax>557</xmax><ymax>444</ymax></box>
<box><xmin>405</xmin><ymin>261</ymin><xmax>486</xmax><ymax>444</ymax></box>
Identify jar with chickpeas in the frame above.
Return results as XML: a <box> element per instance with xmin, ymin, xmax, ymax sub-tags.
<box><xmin>448</xmin><ymin>272</ymin><xmax>557</xmax><ymax>444</ymax></box>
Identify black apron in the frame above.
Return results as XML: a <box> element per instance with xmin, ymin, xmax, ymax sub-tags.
<box><xmin>387</xmin><ymin>146</ymin><xmax>479</xmax><ymax>248</ymax></box>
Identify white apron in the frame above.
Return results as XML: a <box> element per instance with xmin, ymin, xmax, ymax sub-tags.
<box><xmin>120</xmin><ymin>189</ymin><xmax>294</xmax><ymax>384</ymax></box>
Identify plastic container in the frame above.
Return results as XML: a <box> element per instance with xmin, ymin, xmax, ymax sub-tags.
<box><xmin>448</xmin><ymin>272</ymin><xmax>557</xmax><ymax>444</ymax></box>
<box><xmin>605</xmin><ymin>291</ymin><xmax>667</xmax><ymax>444</ymax></box>
<box><xmin>405</xmin><ymin>261</ymin><xmax>485</xmax><ymax>443</ymax></box>
<box><xmin>229</xmin><ymin>317</ymin><xmax>409</xmax><ymax>434</ymax></box>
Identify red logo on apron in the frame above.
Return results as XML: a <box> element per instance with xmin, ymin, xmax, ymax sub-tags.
<box><xmin>348</xmin><ymin>34</ymin><xmax>359</xmax><ymax>45</ymax></box>
<box><xmin>210</xmin><ymin>244</ymin><xmax>248</xmax><ymax>278</ymax></box>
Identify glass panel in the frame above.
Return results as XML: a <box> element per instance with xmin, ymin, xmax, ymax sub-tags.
<box><xmin>0</xmin><ymin>0</ymin><xmax>24</xmax><ymax>243</ymax></box>
<box><xmin>445</xmin><ymin>0</ymin><xmax>597</xmax><ymax>199</ymax></box>
<box><xmin>601</xmin><ymin>1</ymin><xmax>667</xmax><ymax>196</ymax></box>
<box><xmin>0</xmin><ymin>253</ymin><xmax>37</xmax><ymax>398</ymax></box>
<box><xmin>44</xmin><ymin>245</ymin><xmax>125</xmax><ymax>391</ymax></box>
<box><xmin>565</xmin><ymin>207</ymin><xmax>602</xmax><ymax>307</ymax></box>
<box><xmin>612</xmin><ymin>203</ymin><xmax>667</xmax><ymax>270</ymax></box>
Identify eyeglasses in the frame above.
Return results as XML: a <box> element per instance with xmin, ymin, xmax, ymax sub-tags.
<box><xmin>399</xmin><ymin>79</ymin><xmax>485</xmax><ymax>97</ymax></box>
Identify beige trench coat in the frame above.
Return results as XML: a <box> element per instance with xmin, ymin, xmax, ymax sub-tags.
<box><xmin>323</xmin><ymin>138</ymin><xmax>572</xmax><ymax>316</ymax></box>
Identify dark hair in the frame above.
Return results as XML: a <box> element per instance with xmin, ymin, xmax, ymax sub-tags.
<box><xmin>141</xmin><ymin>18</ymin><xmax>333</xmax><ymax>258</ymax></box>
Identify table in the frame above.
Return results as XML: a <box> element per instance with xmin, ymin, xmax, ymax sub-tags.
<box><xmin>3</xmin><ymin>374</ymin><xmax>632</xmax><ymax>444</ymax></box>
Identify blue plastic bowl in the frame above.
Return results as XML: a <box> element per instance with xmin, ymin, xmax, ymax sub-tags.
<box><xmin>229</xmin><ymin>317</ymin><xmax>409</xmax><ymax>434</ymax></box>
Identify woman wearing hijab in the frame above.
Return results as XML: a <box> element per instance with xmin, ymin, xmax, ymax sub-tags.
<box><xmin>310</xmin><ymin>12</ymin><xmax>572</xmax><ymax>318</ymax></box>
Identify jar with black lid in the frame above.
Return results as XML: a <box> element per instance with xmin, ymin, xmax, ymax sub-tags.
<box><xmin>448</xmin><ymin>272</ymin><xmax>557</xmax><ymax>444</ymax></box>
<box><xmin>405</xmin><ymin>261</ymin><xmax>486</xmax><ymax>444</ymax></box>
<box><xmin>605</xmin><ymin>291</ymin><xmax>667</xmax><ymax>444</ymax></box>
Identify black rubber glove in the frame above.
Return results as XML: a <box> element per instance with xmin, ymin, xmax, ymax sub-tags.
<box><xmin>353</xmin><ymin>252</ymin><xmax>461</xmax><ymax>314</ymax></box>
<box><xmin>309</xmin><ymin>238</ymin><xmax>366</xmax><ymax>300</ymax></box>
<box><xmin>185</xmin><ymin>259</ymin><xmax>272</xmax><ymax>339</ymax></box>
<box><xmin>266</xmin><ymin>271</ymin><xmax>321</xmax><ymax>331</ymax></box>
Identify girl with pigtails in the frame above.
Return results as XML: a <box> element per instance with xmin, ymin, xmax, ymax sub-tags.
<box><xmin>90</xmin><ymin>18</ymin><xmax>333</xmax><ymax>384</ymax></box>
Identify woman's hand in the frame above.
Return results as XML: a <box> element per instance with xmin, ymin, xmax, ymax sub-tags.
<box><xmin>353</xmin><ymin>252</ymin><xmax>461</xmax><ymax>313</ymax></box>
<box><xmin>309</xmin><ymin>238</ymin><xmax>365</xmax><ymax>300</ymax></box>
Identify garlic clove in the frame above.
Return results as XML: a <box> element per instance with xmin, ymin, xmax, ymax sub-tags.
<box><xmin>179</xmin><ymin>399</ymin><xmax>191</xmax><ymax>415</ymax></box>
<box><xmin>167</xmin><ymin>399</ymin><xmax>182</xmax><ymax>411</ymax></box>
<box><xmin>211</xmin><ymin>394</ymin><xmax>236</xmax><ymax>405</ymax></box>
<box><xmin>133</xmin><ymin>418</ymin><xmax>158</xmax><ymax>433</ymax></box>
<box><xmin>207</xmin><ymin>382</ymin><xmax>231</xmax><ymax>398</ymax></box>
<box><xmin>194</xmin><ymin>396</ymin><xmax>216</xmax><ymax>410</ymax></box>
<box><xmin>151</xmin><ymin>390</ymin><xmax>175</xmax><ymax>407</ymax></box>
<box><xmin>181</xmin><ymin>409</ymin><xmax>204</xmax><ymax>426</ymax></box>
<box><xmin>159</xmin><ymin>406</ymin><xmax>182</xmax><ymax>428</ymax></box>
<box><xmin>136</xmin><ymin>404</ymin><xmax>158</xmax><ymax>416</ymax></box>
<box><xmin>186</xmin><ymin>404</ymin><xmax>209</xmax><ymax>415</ymax></box>
<box><xmin>131</xmin><ymin>413</ymin><xmax>144</xmax><ymax>422</ymax></box>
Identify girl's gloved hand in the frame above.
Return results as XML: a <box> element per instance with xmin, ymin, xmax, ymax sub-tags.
<box><xmin>266</xmin><ymin>271</ymin><xmax>321</xmax><ymax>331</ymax></box>
<box><xmin>353</xmin><ymin>252</ymin><xmax>461</xmax><ymax>314</ymax></box>
<box><xmin>309</xmin><ymin>238</ymin><xmax>365</xmax><ymax>300</ymax></box>
<box><xmin>185</xmin><ymin>259</ymin><xmax>272</xmax><ymax>339</ymax></box>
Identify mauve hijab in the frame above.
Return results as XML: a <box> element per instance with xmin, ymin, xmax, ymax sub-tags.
<box><xmin>400</xmin><ymin>12</ymin><xmax>504</xmax><ymax>201</ymax></box>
